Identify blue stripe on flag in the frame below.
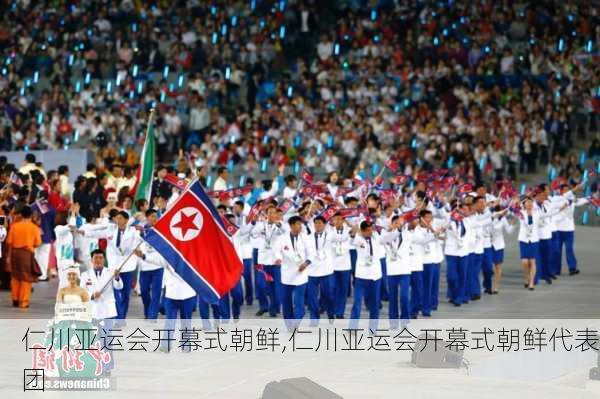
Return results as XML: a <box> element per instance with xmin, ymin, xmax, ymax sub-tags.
<box><xmin>144</xmin><ymin>228</ymin><xmax>220</xmax><ymax>304</ymax></box>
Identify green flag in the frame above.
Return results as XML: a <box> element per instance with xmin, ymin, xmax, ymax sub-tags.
<box><xmin>133</xmin><ymin>112</ymin><xmax>156</xmax><ymax>203</ymax></box>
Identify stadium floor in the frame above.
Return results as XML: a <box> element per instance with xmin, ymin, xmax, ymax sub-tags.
<box><xmin>2</xmin><ymin>226</ymin><xmax>599</xmax><ymax>320</ymax></box>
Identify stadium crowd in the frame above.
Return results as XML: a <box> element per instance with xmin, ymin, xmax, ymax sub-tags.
<box><xmin>0</xmin><ymin>1</ymin><xmax>598</xmax><ymax>329</ymax></box>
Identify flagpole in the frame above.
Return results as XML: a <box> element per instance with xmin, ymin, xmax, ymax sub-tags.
<box><xmin>98</xmin><ymin>241</ymin><xmax>144</xmax><ymax>295</ymax></box>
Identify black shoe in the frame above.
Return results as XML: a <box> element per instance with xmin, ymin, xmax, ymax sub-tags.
<box><xmin>12</xmin><ymin>300</ymin><xmax>18</xmax><ymax>307</ymax></box>
<box><xmin>452</xmin><ymin>302</ymin><xmax>461</xmax><ymax>307</ymax></box>
<box><xmin>471</xmin><ymin>295</ymin><xmax>481</xmax><ymax>301</ymax></box>
<box><xmin>528</xmin><ymin>287</ymin><xmax>535</xmax><ymax>291</ymax></box>
<box><xmin>335</xmin><ymin>315</ymin><xmax>345</xmax><ymax>319</ymax></box>
<box><xmin>524</xmin><ymin>284</ymin><xmax>528</xmax><ymax>288</ymax></box>
<box><xmin>255</xmin><ymin>310</ymin><xmax>267</xmax><ymax>317</ymax></box>
<box><xmin>544</xmin><ymin>278</ymin><xmax>552</xmax><ymax>285</ymax></box>
<box><xmin>569</xmin><ymin>269</ymin><xmax>580</xmax><ymax>276</ymax></box>
<box><xmin>492</xmin><ymin>290</ymin><xmax>499</xmax><ymax>295</ymax></box>
<box><xmin>484</xmin><ymin>289</ymin><xmax>492</xmax><ymax>295</ymax></box>
<box><xmin>550</xmin><ymin>275</ymin><xmax>557</xmax><ymax>280</ymax></box>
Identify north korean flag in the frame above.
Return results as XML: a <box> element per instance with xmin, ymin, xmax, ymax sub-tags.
<box><xmin>144</xmin><ymin>180</ymin><xmax>243</xmax><ymax>304</ymax></box>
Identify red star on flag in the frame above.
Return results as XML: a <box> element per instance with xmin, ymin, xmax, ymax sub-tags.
<box><xmin>173</xmin><ymin>211</ymin><xmax>199</xmax><ymax>237</ymax></box>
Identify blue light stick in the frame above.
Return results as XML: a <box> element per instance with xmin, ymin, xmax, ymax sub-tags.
<box><xmin>116</xmin><ymin>74</ymin><xmax>122</xmax><ymax>86</ymax></box>
<box><xmin>447</xmin><ymin>156</ymin><xmax>454</xmax><ymax>168</ymax></box>
<box><xmin>582</xmin><ymin>211</ymin><xmax>589</xmax><ymax>225</ymax></box>
<box><xmin>479</xmin><ymin>158</ymin><xmax>485</xmax><ymax>170</ymax></box>
<box><xmin>33</xmin><ymin>71</ymin><xmax>39</xmax><ymax>83</ymax></box>
<box><xmin>231</xmin><ymin>16</ymin><xmax>238</xmax><ymax>27</ymax></box>
<box><xmin>371</xmin><ymin>9</ymin><xmax>377</xmax><ymax>21</ymax></box>
<box><xmin>279</xmin><ymin>26</ymin><xmax>285</xmax><ymax>39</ymax></box>
<box><xmin>73</xmin><ymin>130</ymin><xmax>79</xmax><ymax>142</ymax></box>
<box><xmin>206</xmin><ymin>175</ymin><xmax>213</xmax><ymax>188</ymax></box>
<box><xmin>334</xmin><ymin>43</ymin><xmax>340</xmax><ymax>56</ymax></box>
<box><xmin>586</xmin><ymin>39</ymin><xmax>593</xmax><ymax>53</ymax></box>
<box><xmin>260</xmin><ymin>159</ymin><xmax>268</xmax><ymax>172</ymax></box>
<box><xmin>75</xmin><ymin>81</ymin><xmax>81</xmax><ymax>93</ymax></box>
<box><xmin>37</xmin><ymin>112</ymin><xmax>43</xmax><ymax>124</ymax></box>
<box><xmin>221</xmin><ymin>24</ymin><xmax>228</xmax><ymax>36</ymax></box>
<box><xmin>137</xmin><ymin>81</ymin><xmax>143</xmax><ymax>94</ymax></box>
<box><xmin>227</xmin><ymin>159</ymin><xmax>234</xmax><ymax>172</ymax></box>
<box><xmin>106</xmin><ymin>81</ymin><xmax>112</xmax><ymax>93</ymax></box>
<box><xmin>212</xmin><ymin>32</ymin><xmax>218</xmax><ymax>44</ymax></box>
<box><xmin>85</xmin><ymin>72</ymin><xmax>91</xmax><ymax>84</ymax></box>
<box><xmin>132</xmin><ymin>64</ymin><xmax>138</xmax><ymax>78</ymax></box>
<box><xmin>371</xmin><ymin>164</ymin><xmax>379</xmax><ymax>177</ymax></box>
<box><xmin>287</xmin><ymin>85</ymin><xmax>293</xmax><ymax>97</ymax></box>
<box><xmin>520</xmin><ymin>184</ymin><xmax>526</xmax><ymax>195</ymax></box>
<box><xmin>178</xmin><ymin>74</ymin><xmax>184</xmax><ymax>88</ymax></box>
<box><xmin>163</xmin><ymin>65</ymin><xmax>170</xmax><ymax>79</ymax></box>
<box><xmin>294</xmin><ymin>134</ymin><xmax>301</xmax><ymax>147</ymax></box>
<box><xmin>263</xmin><ymin>135</ymin><xmax>269</xmax><ymax>145</ymax></box>
<box><xmin>129</xmin><ymin>90</ymin><xmax>134</xmax><ymax>99</ymax></box>
<box><xmin>317</xmin><ymin>143</ymin><xmax>323</xmax><ymax>155</ymax></box>
<box><xmin>239</xmin><ymin>175</ymin><xmax>246</xmax><ymax>186</ymax></box>
<box><xmin>327</xmin><ymin>135</ymin><xmax>334</xmax><ymax>148</ymax></box>
<box><xmin>68</xmin><ymin>54</ymin><xmax>74</xmax><ymax>66</ymax></box>
<box><xmin>293</xmin><ymin>161</ymin><xmax>300</xmax><ymax>174</ymax></box>
<box><xmin>579</xmin><ymin>151</ymin><xmax>586</xmax><ymax>166</ymax></box>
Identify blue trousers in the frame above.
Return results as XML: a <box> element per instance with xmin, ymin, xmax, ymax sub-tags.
<box><xmin>264</xmin><ymin>265</ymin><xmax>282</xmax><ymax>316</ymax></box>
<box><xmin>380</xmin><ymin>258</ymin><xmax>388</xmax><ymax>302</ymax></box>
<box><xmin>163</xmin><ymin>296</ymin><xmax>196</xmax><ymax>351</ymax></box>
<box><xmin>307</xmin><ymin>275</ymin><xmax>335</xmax><ymax>320</ymax></box>
<box><xmin>333</xmin><ymin>270</ymin><xmax>351</xmax><ymax>317</ymax></box>
<box><xmin>536</xmin><ymin>239</ymin><xmax>552</xmax><ymax>281</ymax></box>
<box><xmin>350</xmin><ymin>278</ymin><xmax>381</xmax><ymax>320</ymax></box>
<box><xmin>422</xmin><ymin>263</ymin><xmax>440</xmax><ymax>315</ymax></box>
<box><xmin>242</xmin><ymin>258</ymin><xmax>253</xmax><ymax>305</ymax></box>
<box><xmin>253</xmin><ymin>249</ymin><xmax>268</xmax><ymax>312</ymax></box>
<box><xmin>482</xmin><ymin>247</ymin><xmax>494</xmax><ymax>291</ymax></box>
<box><xmin>139</xmin><ymin>268</ymin><xmax>164</xmax><ymax>319</ymax></box>
<box><xmin>350</xmin><ymin>278</ymin><xmax>381</xmax><ymax>332</ymax></box>
<box><xmin>387</xmin><ymin>274</ymin><xmax>410</xmax><ymax>322</ymax></box>
<box><xmin>349</xmin><ymin>249</ymin><xmax>357</xmax><ymax>297</ymax></box>
<box><xmin>550</xmin><ymin>232</ymin><xmax>561</xmax><ymax>275</ymax></box>
<box><xmin>468</xmin><ymin>253</ymin><xmax>483</xmax><ymax>298</ymax></box>
<box><xmin>205</xmin><ymin>281</ymin><xmax>244</xmax><ymax>321</ymax></box>
<box><xmin>446</xmin><ymin>255</ymin><xmax>467</xmax><ymax>304</ymax></box>
<box><xmin>410</xmin><ymin>271</ymin><xmax>423</xmax><ymax>318</ymax></box>
<box><xmin>558</xmin><ymin>231</ymin><xmax>577</xmax><ymax>272</ymax></box>
<box><xmin>115</xmin><ymin>271</ymin><xmax>134</xmax><ymax>320</ymax></box>
<box><xmin>281</xmin><ymin>283</ymin><xmax>307</xmax><ymax>322</ymax></box>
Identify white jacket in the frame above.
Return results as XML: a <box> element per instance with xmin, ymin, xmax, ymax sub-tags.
<box><xmin>306</xmin><ymin>230</ymin><xmax>334</xmax><ymax>277</ymax></box>
<box><xmin>553</xmin><ymin>191</ymin><xmax>588</xmax><ymax>232</ymax></box>
<box><xmin>330</xmin><ymin>226</ymin><xmax>352</xmax><ymax>271</ymax></box>
<box><xmin>250</xmin><ymin>221</ymin><xmax>285</xmax><ymax>265</ymax></box>
<box><xmin>491</xmin><ymin>217</ymin><xmax>515</xmax><ymax>250</ymax></box>
<box><xmin>162</xmin><ymin>263</ymin><xmax>196</xmax><ymax>300</ymax></box>
<box><xmin>80</xmin><ymin>268</ymin><xmax>123</xmax><ymax>319</ymax></box>
<box><xmin>85</xmin><ymin>224</ymin><xmax>142</xmax><ymax>273</ymax></box>
<box><xmin>517</xmin><ymin>210</ymin><xmax>541</xmax><ymax>243</ymax></box>
<box><xmin>274</xmin><ymin>232</ymin><xmax>311</xmax><ymax>286</ymax></box>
